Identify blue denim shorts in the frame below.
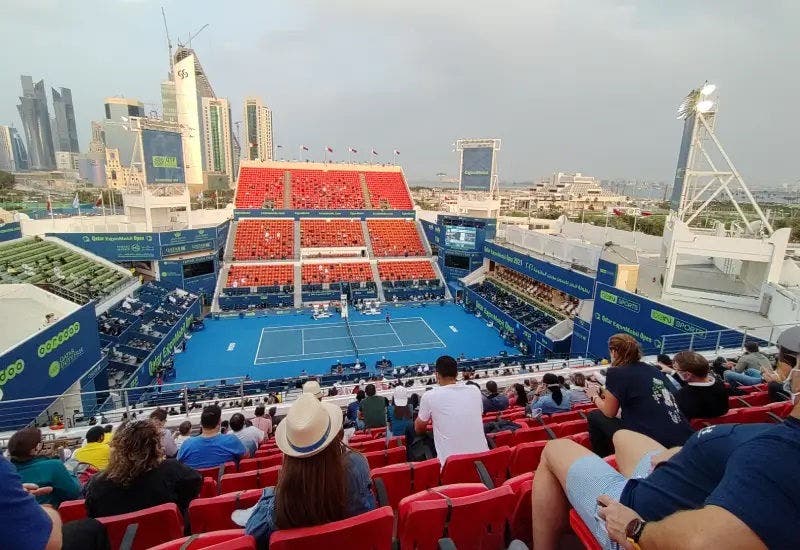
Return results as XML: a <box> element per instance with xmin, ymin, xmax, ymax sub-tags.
<box><xmin>566</xmin><ymin>452</ymin><xmax>655</xmax><ymax>550</ymax></box>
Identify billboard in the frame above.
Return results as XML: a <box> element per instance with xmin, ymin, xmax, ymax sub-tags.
<box><xmin>0</xmin><ymin>221</ymin><xmax>22</xmax><ymax>243</ymax></box>
<box><xmin>670</xmin><ymin>114</ymin><xmax>697</xmax><ymax>211</ymax></box>
<box><xmin>461</xmin><ymin>147</ymin><xmax>494</xmax><ymax>191</ymax></box>
<box><xmin>444</xmin><ymin>226</ymin><xmax>477</xmax><ymax>251</ymax></box>
<box><xmin>596</xmin><ymin>259</ymin><xmax>618</xmax><ymax>287</ymax></box>
<box><xmin>233</xmin><ymin>209</ymin><xmax>416</xmax><ymax>220</ymax></box>
<box><xmin>141</xmin><ymin>129</ymin><xmax>185</xmax><ymax>184</ymax></box>
<box><xmin>51</xmin><ymin>232</ymin><xmax>159</xmax><ymax>261</ymax></box>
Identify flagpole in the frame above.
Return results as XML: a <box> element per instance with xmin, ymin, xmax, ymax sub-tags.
<box><xmin>102</xmin><ymin>191</ymin><xmax>108</xmax><ymax>231</ymax></box>
<box><xmin>300</xmin><ymin>145</ymin><xmax>304</xmax><ymax>162</ymax></box>
<box><xmin>324</xmin><ymin>147</ymin><xmax>328</xmax><ymax>163</ymax></box>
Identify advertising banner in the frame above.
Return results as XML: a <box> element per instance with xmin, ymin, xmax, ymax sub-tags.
<box><xmin>135</xmin><ymin>300</ymin><xmax>201</xmax><ymax>386</ymax></box>
<box><xmin>183</xmin><ymin>273</ymin><xmax>218</xmax><ymax>296</ymax></box>
<box><xmin>587</xmin><ymin>283</ymin><xmax>732</xmax><ymax>358</ymax></box>
<box><xmin>571</xmin><ymin>317</ymin><xmax>591</xmax><ymax>357</ymax></box>
<box><xmin>0</xmin><ymin>303</ymin><xmax>101</xmax><ymax>404</ymax></box>
<box><xmin>596</xmin><ymin>259</ymin><xmax>618</xmax><ymax>287</ymax></box>
<box><xmin>483</xmin><ymin>242</ymin><xmax>594</xmax><ymax>299</ymax></box>
<box><xmin>0</xmin><ymin>221</ymin><xmax>22</xmax><ymax>243</ymax></box>
<box><xmin>216</xmin><ymin>221</ymin><xmax>230</xmax><ymax>249</ymax></box>
<box><xmin>160</xmin><ymin>240</ymin><xmax>216</xmax><ymax>257</ymax></box>
<box><xmin>158</xmin><ymin>260</ymin><xmax>184</xmax><ymax>289</ymax></box>
<box><xmin>461</xmin><ymin>147</ymin><xmax>494</xmax><ymax>191</ymax></box>
<box><xmin>233</xmin><ymin>209</ymin><xmax>416</xmax><ymax>220</ymax></box>
<box><xmin>141</xmin><ymin>129</ymin><xmax>185</xmax><ymax>184</ymax></box>
<box><xmin>50</xmin><ymin>232</ymin><xmax>159</xmax><ymax>261</ymax></box>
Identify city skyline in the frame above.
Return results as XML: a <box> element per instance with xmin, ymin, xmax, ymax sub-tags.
<box><xmin>0</xmin><ymin>1</ymin><xmax>798</xmax><ymax>184</ymax></box>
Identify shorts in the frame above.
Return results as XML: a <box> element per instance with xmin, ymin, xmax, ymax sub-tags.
<box><xmin>566</xmin><ymin>451</ymin><xmax>656</xmax><ymax>550</ymax></box>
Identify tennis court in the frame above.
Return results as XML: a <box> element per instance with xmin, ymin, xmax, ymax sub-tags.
<box><xmin>254</xmin><ymin>317</ymin><xmax>445</xmax><ymax>365</ymax></box>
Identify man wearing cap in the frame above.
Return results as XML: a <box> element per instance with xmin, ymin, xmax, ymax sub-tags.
<box><xmin>303</xmin><ymin>380</ymin><xmax>324</xmax><ymax>401</ymax></box>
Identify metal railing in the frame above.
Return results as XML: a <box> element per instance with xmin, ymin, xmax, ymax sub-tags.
<box><xmin>658</xmin><ymin>322</ymin><xmax>798</xmax><ymax>356</ymax></box>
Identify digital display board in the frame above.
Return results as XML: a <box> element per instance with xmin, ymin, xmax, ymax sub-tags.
<box><xmin>444</xmin><ymin>226</ymin><xmax>477</xmax><ymax>250</ymax></box>
<box><xmin>444</xmin><ymin>254</ymin><xmax>470</xmax><ymax>270</ymax></box>
<box><xmin>141</xmin><ymin>129</ymin><xmax>185</xmax><ymax>184</ymax></box>
<box><xmin>461</xmin><ymin>147</ymin><xmax>493</xmax><ymax>191</ymax></box>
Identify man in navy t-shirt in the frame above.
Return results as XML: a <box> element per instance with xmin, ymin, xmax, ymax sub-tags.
<box><xmin>0</xmin><ymin>457</ymin><xmax>62</xmax><ymax>550</ymax></box>
<box><xmin>178</xmin><ymin>404</ymin><xmax>247</xmax><ymax>469</ymax></box>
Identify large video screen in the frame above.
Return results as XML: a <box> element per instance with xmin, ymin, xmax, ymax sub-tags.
<box><xmin>444</xmin><ymin>253</ymin><xmax>470</xmax><ymax>270</ymax></box>
<box><xmin>141</xmin><ymin>129</ymin><xmax>185</xmax><ymax>184</ymax></box>
<box><xmin>444</xmin><ymin>226</ymin><xmax>477</xmax><ymax>251</ymax></box>
<box><xmin>461</xmin><ymin>147</ymin><xmax>493</xmax><ymax>190</ymax></box>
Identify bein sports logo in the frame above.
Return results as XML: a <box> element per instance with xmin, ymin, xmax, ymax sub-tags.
<box><xmin>37</xmin><ymin>322</ymin><xmax>81</xmax><ymax>358</ymax></box>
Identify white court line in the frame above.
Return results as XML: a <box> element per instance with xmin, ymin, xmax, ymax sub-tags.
<box><xmin>387</xmin><ymin>322</ymin><xmax>404</xmax><ymax>345</ymax></box>
<box><xmin>301</xmin><ymin>329</ymin><xmax>305</xmax><ymax>355</ymax></box>
<box><xmin>255</xmin><ymin>317</ymin><xmax>427</xmax><ymax>332</ymax></box>
<box><xmin>253</xmin><ymin>342</ymin><xmax>447</xmax><ymax>365</ymax></box>
<box><xmin>419</xmin><ymin>318</ymin><xmax>447</xmax><ymax>348</ymax></box>
<box><xmin>253</xmin><ymin>329</ymin><xmax>268</xmax><ymax>365</ymax></box>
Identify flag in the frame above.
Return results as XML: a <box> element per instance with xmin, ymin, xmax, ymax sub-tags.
<box><xmin>349</xmin><ymin>147</ymin><xmax>357</xmax><ymax>153</ymax></box>
<box><xmin>641</xmin><ymin>210</ymin><xmax>652</xmax><ymax>217</ymax></box>
<box><xmin>612</xmin><ymin>208</ymin><xmax>623</xmax><ymax>216</ymax></box>
<box><xmin>301</xmin><ymin>145</ymin><xmax>309</xmax><ymax>151</ymax></box>
<box><xmin>326</xmin><ymin>146</ymin><xmax>333</xmax><ymax>153</ymax></box>
<box><xmin>276</xmin><ymin>145</ymin><xmax>283</xmax><ymax>148</ymax></box>
<box><xmin>371</xmin><ymin>149</ymin><xmax>378</xmax><ymax>155</ymax></box>
<box><xmin>46</xmin><ymin>195</ymin><xmax>52</xmax><ymax>213</ymax></box>
<box><xmin>393</xmin><ymin>149</ymin><xmax>400</xmax><ymax>155</ymax></box>
<box><xmin>72</xmin><ymin>194</ymin><xmax>79</xmax><ymax>209</ymax></box>
<box><xmin>95</xmin><ymin>193</ymin><xmax>103</xmax><ymax>207</ymax></box>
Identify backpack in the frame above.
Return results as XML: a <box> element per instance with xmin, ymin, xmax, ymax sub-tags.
<box><xmin>483</xmin><ymin>419</ymin><xmax>523</xmax><ymax>434</ymax></box>
<box><xmin>75</xmin><ymin>462</ymin><xmax>100</xmax><ymax>488</ymax></box>
<box><xmin>407</xmin><ymin>433</ymin><xmax>437</xmax><ymax>462</ymax></box>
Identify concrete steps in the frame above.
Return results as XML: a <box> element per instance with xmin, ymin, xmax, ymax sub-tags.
<box><xmin>283</xmin><ymin>171</ymin><xmax>292</xmax><ymax>208</ymax></box>
<box><xmin>359</xmin><ymin>172</ymin><xmax>372</xmax><ymax>208</ymax></box>
<box><xmin>293</xmin><ymin>263</ymin><xmax>302</xmax><ymax>308</ymax></box>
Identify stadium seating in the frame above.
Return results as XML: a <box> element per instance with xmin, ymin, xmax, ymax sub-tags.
<box><xmin>238</xmin><ymin>454</ymin><xmax>284</xmax><ymax>472</ymax></box>
<box><xmin>189</xmin><ymin>490</ymin><xmax>264</xmax><ymax>534</ymax></box>
<box><xmin>509</xmin><ymin>441</ymin><xmax>548</xmax><ymax>476</ymax></box>
<box><xmin>58</xmin><ymin>499</ymin><xmax>88</xmax><ymax>523</ymax></box>
<box><xmin>291</xmin><ymin>169</ymin><xmax>365</xmax><ymax>209</ymax></box>
<box><xmin>503</xmin><ymin>472</ymin><xmax>535</xmax><ymax>548</ymax></box>
<box><xmin>377</xmin><ymin>260</ymin><xmax>436</xmax><ymax>282</ymax></box>
<box><xmin>440</xmin><ymin>446</ymin><xmax>512</xmax><ymax>488</ymax></box>
<box><xmin>219</xmin><ymin>466</ymin><xmax>282</xmax><ymax>494</ymax></box>
<box><xmin>301</xmin><ymin>262</ymin><xmax>371</xmax><ymax>284</ymax></box>
<box><xmin>362</xmin><ymin>446</ymin><xmax>407</xmax><ymax>470</ymax></box>
<box><xmin>364</xmin><ymin>171</ymin><xmax>413</xmax><ymax>209</ymax></box>
<box><xmin>149</xmin><ymin>530</ymin><xmax>255</xmax><ymax>550</ymax></box>
<box><xmin>96</xmin><ymin>503</ymin><xmax>185</xmax><ymax>550</ymax></box>
<box><xmin>269</xmin><ymin>506</ymin><xmax>395</xmax><ymax>550</ymax></box>
<box><xmin>233</xmin><ymin>219</ymin><xmax>294</xmax><ymax>261</ymax></box>
<box><xmin>226</xmin><ymin>265</ymin><xmax>294</xmax><ymax>288</ymax></box>
<box><xmin>235</xmin><ymin>167</ymin><xmax>286</xmax><ymax>209</ymax></box>
<box><xmin>472</xmin><ymin>281</ymin><xmax>559</xmax><ymax>333</ymax></box>
<box><xmin>300</xmin><ymin>219</ymin><xmax>365</xmax><ymax>248</ymax></box>
<box><xmin>367</xmin><ymin>219</ymin><xmax>425</xmax><ymax>257</ymax></box>
<box><xmin>0</xmin><ymin>237</ymin><xmax>134</xmax><ymax>305</ymax></box>
<box><xmin>371</xmin><ymin>459</ymin><xmax>441</xmax><ymax>511</ymax></box>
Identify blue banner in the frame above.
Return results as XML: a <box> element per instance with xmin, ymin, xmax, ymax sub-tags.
<box><xmin>233</xmin><ymin>209</ymin><xmax>416</xmax><ymax>220</ymax></box>
<box><xmin>158</xmin><ymin>260</ymin><xmax>184</xmax><ymax>288</ymax></box>
<box><xmin>587</xmin><ymin>283</ymin><xmax>733</xmax><ymax>358</ymax></box>
<box><xmin>50</xmin><ymin>232</ymin><xmax>159</xmax><ymax>261</ymax></box>
<box><xmin>483</xmin><ymin>242</ymin><xmax>595</xmax><ymax>299</ymax></box>
<box><xmin>141</xmin><ymin>129</ymin><xmax>185</xmax><ymax>184</ymax></box>
<box><xmin>596</xmin><ymin>259</ymin><xmax>618</xmax><ymax>287</ymax></box>
<box><xmin>216</xmin><ymin>221</ymin><xmax>230</xmax><ymax>249</ymax></box>
<box><xmin>134</xmin><ymin>300</ymin><xmax>201</xmax><ymax>386</ymax></box>
<box><xmin>461</xmin><ymin>147</ymin><xmax>493</xmax><ymax>191</ymax></box>
<box><xmin>0</xmin><ymin>302</ymin><xmax>101</xmax><ymax>405</ymax></box>
<box><xmin>571</xmin><ymin>317</ymin><xmax>590</xmax><ymax>357</ymax></box>
<box><xmin>183</xmin><ymin>273</ymin><xmax>218</xmax><ymax>296</ymax></box>
<box><xmin>159</xmin><ymin>228</ymin><xmax>216</xmax><ymax>247</ymax></box>
<box><xmin>0</xmin><ymin>221</ymin><xmax>22</xmax><ymax>242</ymax></box>
<box><xmin>161</xmin><ymin>240</ymin><xmax>216</xmax><ymax>257</ymax></box>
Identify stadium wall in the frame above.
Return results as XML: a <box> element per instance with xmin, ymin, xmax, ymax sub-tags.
<box><xmin>233</xmin><ymin>209</ymin><xmax>416</xmax><ymax>220</ymax></box>
<box><xmin>0</xmin><ymin>222</ymin><xmax>22</xmax><ymax>242</ymax></box>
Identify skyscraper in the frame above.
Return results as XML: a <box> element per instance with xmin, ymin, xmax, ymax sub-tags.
<box><xmin>51</xmin><ymin>87</ymin><xmax>80</xmax><ymax>153</ymax></box>
<box><xmin>10</xmin><ymin>127</ymin><xmax>28</xmax><ymax>170</ymax></box>
<box><xmin>17</xmin><ymin>75</ymin><xmax>56</xmax><ymax>170</ymax></box>
<box><xmin>0</xmin><ymin>126</ymin><xmax>17</xmax><ymax>172</ymax></box>
<box><xmin>200</xmin><ymin>97</ymin><xmax>234</xmax><ymax>182</ymax></box>
<box><xmin>243</xmin><ymin>97</ymin><xmax>274</xmax><ymax>161</ymax></box>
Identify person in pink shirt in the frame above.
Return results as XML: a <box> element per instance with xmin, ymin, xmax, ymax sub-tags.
<box><xmin>250</xmin><ymin>406</ymin><xmax>272</xmax><ymax>437</ymax></box>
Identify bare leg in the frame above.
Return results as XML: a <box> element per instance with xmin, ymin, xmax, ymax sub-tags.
<box><xmin>532</xmin><ymin>439</ymin><xmax>595</xmax><ymax>550</ymax></box>
<box><xmin>612</xmin><ymin>429</ymin><xmax>666</xmax><ymax>478</ymax></box>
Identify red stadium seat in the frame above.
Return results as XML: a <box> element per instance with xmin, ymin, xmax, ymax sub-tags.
<box><xmin>551</xmin><ymin>419</ymin><xmax>589</xmax><ymax>438</ymax></box>
<box><xmin>226</xmin><ymin>265</ymin><xmax>294</xmax><ymax>289</ymax></box>
<box><xmin>367</xmin><ymin>219</ymin><xmax>425</xmax><ymax>257</ymax></box>
<box><xmin>300</xmin><ymin>219</ymin><xmax>365</xmax><ymax>248</ymax></box>
<box><xmin>364</xmin><ymin>171</ymin><xmax>413</xmax><ymax>210</ymax></box>
<box><xmin>440</xmin><ymin>446</ymin><xmax>511</xmax><ymax>488</ymax></box>
<box><xmin>200</xmin><ymin>477</ymin><xmax>218</xmax><ymax>498</ymax></box>
<box><xmin>487</xmin><ymin>430</ymin><xmax>514</xmax><ymax>448</ymax></box>
<box><xmin>301</xmin><ymin>262</ymin><xmax>372</xmax><ymax>285</ymax></box>
<box><xmin>237</xmin><ymin>455</ymin><xmax>283</xmax><ymax>472</ymax></box>
<box><xmin>269</xmin><ymin>507</ymin><xmax>394</xmax><ymax>550</ymax></box>
<box><xmin>513</xmin><ymin>425</ymin><xmax>553</xmax><ymax>445</ymax></box>
<box><xmin>370</xmin><ymin>458</ymin><xmax>441</xmax><ymax>511</ymax></box>
<box><xmin>232</xmin><ymin>219</ymin><xmax>294</xmax><ymax>261</ymax></box>
<box><xmin>397</xmin><ymin>484</ymin><xmax>516</xmax><ymax>550</ymax></box>
<box><xmin>219</xmin><ymin>466</ymin><xmax>282</xmax><ymax>495</ymax></box>
<box><xmin>502</xmin><ymin>473</ymin><xmax>534</xmax><ymax>548</ymax></box>
<box><xmin>509</xmin><ymin>441</ymin><xmax>547</xmax><ymax>476</ymax></box>
<box><xmin>569</xmin><ymin>509</ymin><xmax>603</xmax><ymax>550</ymax></box>
<box><xmin>362</xmin><ymin>446</ymin><xmax>406</xmax><ymax>470</ymax></box>
<box><xmin>96</xmin><ymin>502</ymin><xmax>184</xmax><ymax>550</ymax></box>
<box><xmin>290</xmin><ymin>169</ymin><xmax>365</xmax><ymax>209</ymax></box>
<box><xmin>741</xmin><ymin>391</ymin><xmax>771</xmax><ymax>407</ymax></box>
<box><xmin>189</xmin><ymin>489</ymin><xmax>264</xmax><ymax>534</ymax></box>
<box><xmin>58</xmin><ymin>499</ymin><xmax>87</xmax><ymax>523</ymax></box>
<box><xmin>541</xmin><ymin>410</ymin><xmax>586</xmax><ymax>424</ymax></box>
<box><xmin>349</xmin><ymin>439</ymin><xmax>387</xmax><ymax>453</ymax></box>
<box><xmin>377</xmin><ymin>260</ymin><xmax>437</xmax><ymax>282</ymax></box>
<box><xmin>148</xmin><ymin>530</ymin><xmax>255</xmax><ymax>550</ymax></box>
<box><xmin>235</xmin><ymin>167</ymin><xmax>286</xmax><ymax>209</ymax></box>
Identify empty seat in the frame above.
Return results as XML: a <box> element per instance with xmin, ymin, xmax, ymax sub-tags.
<box><xmin>551</xmin><ymin>419</ymin><xmax>589</xmax><ymax>438</ymax></box>
<box><xmin>189</xmin><ymin>489</ymin><xmax>264</xmax><ymax>534</ymax></box>
<box><xmin>513</xmin><ymin>425</ymin><xmax>553</xmax><ymax>445</ymax></box>
<box><xmin>541</xmin><ymin>410</ymin><xmax>585</xmax><ymax>424</ymax></box>
<box><xmin>96</xmin><ymin>502</ymin><xmax>184</xmax><ymax>550</ymax></box>
<box><xmin>362</xmin><ymin>446</ymin><xmax>407</xmax><ymax>470</ymax></box>
<box><xmin>377</xmin><ymin>260</ymin><xmax>437</xmax><ymax>282</ymax></box>
<box><xmin>509</xmin><ymin>441</ymin><xmax>547</xmax><ymax>476</ymax></box>
<box><xmin>301</xmin><ymin>262</ymin><xmax>372</xmax><ymax>284</ymax></box>
<box><xmin>290</xmin><ymin>169</ymin><xmax>365</xmax><ymax>209</ymax></box>
<box><xmin>233</xmin><ymin>219</ymin><xmax>294</xmax><ymax>261</ymax></box>
<box><xmin>349</xmin><ymin>439</ymin><xmax>387</xmax><ymax>453</ymax></box>
<box><xmin>235</xmin><ymin>167</ymin><xmax>286</xmax><ymax>208</ymax></box>
<box><xmin>269</xmin><ymin>506</ymin><xmax>394</xmax><ymax>550</ymax></box>
<box><xmin>366</xmin><ymin>219</ymin><xmax>425</xmax><ymax>257</ymax></box>
<box><xmin>148</xmin><ymin>530</ymin><xmax>255</xmax><ymax>550</ymax></box>
<box><xmin>300</xmin><ymin>219</ymin><xmax>365</xmax><ymax>248</ymax></box>
<box><xmin>58</xmin><ymin>499</ymin><xmax>88</xmax><ymax>523</ymax></box>
<box><xmin>219</xmin><ymin>466</ymin><xmax>282</xmax><ymax>495</ymax></box>
<box><xmin>371</xmin><ymin>458</ymin><xmax>441</xmax><ymax>511</ymax></box>
<box><xmin>226</xmin><ymin>265</ymin><xmax>294</xmax><ymax>288</ymax></box>
<box><xmin>364</xmin><ymin>171</ymin><xmax>413</xmax><ymax>209</ymax></box>
<box><xmin>502</xmin><ymin>473</ymin><xmax>534</xmax><ymax>549</ymax></box>
<box><xmin>440</xmin><ymin>446</ymin><xmax>511</xmax><ymax>488</ymax></box>
<box><xmin>238</xmin><ymin>455</ymin><xmax>283</xmax><ymax>472</ymax></box>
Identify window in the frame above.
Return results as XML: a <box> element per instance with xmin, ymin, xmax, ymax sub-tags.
<box><xmin>183</xmin><ymin>259</ymin><xmax>214</xmax><ymax>279</ymax></box>
<box><xmin>444</xmin><ymin>254</ymin><xmax>469</xmax><ymax>270</ymax></box>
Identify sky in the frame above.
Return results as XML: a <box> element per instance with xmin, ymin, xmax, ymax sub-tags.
<box><xmin>1</xmin><ymin>0</ymin><xmax>798</xmax><ymax>184</ymax></box>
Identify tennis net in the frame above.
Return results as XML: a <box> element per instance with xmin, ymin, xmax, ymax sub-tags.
<box><xmin>344</xmin><ymin>317</ymin><xmax>359</xmax><ymax>355</ymax></box>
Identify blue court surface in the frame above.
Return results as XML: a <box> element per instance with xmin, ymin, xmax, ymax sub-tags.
<box><xmin>173</xmin><ymin>303</ymin><xmax>517</xmax><ymax>382</ymax></box>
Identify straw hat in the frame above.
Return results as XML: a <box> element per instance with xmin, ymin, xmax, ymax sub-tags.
<box><xmin>393</xmin><ymin>385</ymin><xmax>409</xmax><ymax>407</ymax></box>
<box><xmin>302</xmin><ymin>380</ymin><xmax>323</xmax><ymax>399</ymax></box>
<box><xmin>276</xmin><ymin>394</ymin><xmax>343</xmax><ymax>458</ymax></box>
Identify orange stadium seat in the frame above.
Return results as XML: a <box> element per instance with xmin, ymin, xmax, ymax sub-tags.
<box><xmin>233</xmin><ymin>219</ymin><xmax>294</xmax><ymax>260</ymax></box>
<box><xmin>149</xmin><ymin>530</ymin><xmax>255</xmax><ymax>550</ymax></box>
<box><xmin>188</xmin><ymin>489</ymin><xmax>264</xmax><ymax>534</ymax></box>
<box><xmin>377</xmin><ymin>260</ymin><xmax>436</xmax><ymax>282</ymax></box>
<box><xmin>269</xmin><ymin>506</ymin><xmax>394</xmax><ymax>550</ymax></box>
<box><xmin>367</xmin><ymin>219</ymin><xmax>425</xmax><ymax>257</ymax></box>
<box><xmin>301</xmin><ymin>262</ymin><xmax>372</xmax><ymax>284</ymax></box>
<box><xmin>235</xmin><ymin>167</ymin><xmax>286</xmax><ymax>208</ymax></box>
<box><xmin>300</xmin><ymin>219</ymin><xmax>365</xmax><ymax>247</ymax></box>
<box><xmin>364</xmin><ymin>171</ymin><xmax>413</xmax><ymax>209</ymax></box>
<box><xmin>291</xmin><ymin>169</ymin><xmax>365</xmax><ymax>209</ymax></box>
<box><xmin>226</xmin><ymin>265</ymin><xmax>294</xmax><ymax>288</ymax></box>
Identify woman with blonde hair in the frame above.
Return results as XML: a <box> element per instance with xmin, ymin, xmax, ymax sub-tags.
<box><xmin>586</xmin><ymin>333</ymin><xmax>693</xmax><ymax>456</ymax></box>
<box><xmin>84</xmin><ymin>420</ymin><xmax>201</xmax><ymax>518</ymax></box>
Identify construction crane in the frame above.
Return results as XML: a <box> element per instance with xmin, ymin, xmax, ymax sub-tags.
<box><xmin>179</xmin><ymin>24</ymin><xmax>209</xmax><ymax>48</ymax></box>
<box><xmin>161</xmin><ymin>7</ymin><xmax>173</xmax><ymax>77</ymax></box>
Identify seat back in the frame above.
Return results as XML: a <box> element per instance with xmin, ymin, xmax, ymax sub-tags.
<box><xmin>350</xmin><ymin>439</ymin><xmax>386</xmax><ymax>453</ymax></box>
<box><xmin>362</xmin><ymin>446</ymin><xmax>407</xmax><ymax>470</ymax></box>
<box><xmin>58</xmin><ymin>499</ymin><xmax>88</xmax><ymax>523</ymax></box>
<box><xmin>397</xmin><ymin>484</ymin><xmax>516</xmax><ymax>550</ymax></box>
<box><xmin>486</xmin><ymin>430</ymin><xmax>514</xmax><ymax>448</ymax></box>
<box><xmin>220</xmin><ymin>466</ymin><xmax>282</xmax><ymax>495</ymax></box>
<box><xmin>199</xmin><ymin>477</ymin><xmax>218</xmax><ymax>498</ymax></box>
<box><xmin>196</xmin><ymin>462</ymin><xmax>236</xmax><ymax>481</ymax></box>
<box><xmin>502</xmin><ymin>473</ymin><xmax>534</xmax><ymax>549</ymax></box>
<box><xmin>96</xmin><ymin>502</ymin><xmax>184</xmax><ymax>550</ymax></box>
<box><xmin>541</xmin><ymin>410</ymin><xmax>585</xmax><ymax>424</ymax></box>
<box><xmin>371</xmin><ymin>459</ymin><xmax>440</xmax><ymax>510</ymax></box>
<box><xmin>148</xmin><ymin>530</ymin><xmax>254</xmax><ymax>550</ymax></box>
<box><xmin>566</xmin><ymin>431</ymin><xmax>592</xmax><ymax>450</ymax></box>
<box><xmin>238</xmin><ymin>455</ymin><xmax>283</xmax><ymax>472</ymax></box>
<box><xmin>569</xmin><ymin>509</ymin><xmax>603</xmax><ymax>550</ymax></box>
<box><xmin>551</xmin><ymin>418</ymin><xmax>588</xmax><ymax>438</ymax></box>
<box><xmin>513</xmin><ymin>425</ymin><xmax>552</xmax><ymax>445</ymax></box>
<box><xmin>189</xmin><ymin>489</ymin><xmax>264</xmax><ymax>534</ymax></box>
<box><xmin>441</xmin><ymin>446</ymin><xmax>511</xmax><ymax>488</ymax></box>
<box><xmin>509</xmin><ymin>441</ymin><xmax>547</xmax><ymax>476</ymax></box>
<box><xmin>269</xmin><ymin>507</ymin><xmax>394</xmax><ymax>550</ymax></box>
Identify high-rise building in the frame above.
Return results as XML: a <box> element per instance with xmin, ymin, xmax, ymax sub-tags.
<box><xmin>51</xmin><ymin>87</ymin><xmax>80</xmax><ymax>153</ymax></box>
<box><xmin>0</xmin><ymin>126</ymin><xmax>17</xmax><ymax>172</ymax></box>
<box><xmin>200</xmin><ymin>97</ymin><xmax>234</xmax><ymax>182</ymax></box>
<box><xmin>104</xmin><ymin>97</ymin><xmax>144</xmax><ymax>122</ymax></box>
<box><xmin>17</xmin><ymin>75</ymin><xmax>56</xmax><ymax>170</ymax></box>
<box><xmin>243</xmin><ymin>97</ymin><xmax>274</xmax><ymax>161</ymax></box>
<box><xmin>10</xmin><ymin>127</ymin><xmax>28</xmax><ymax>170</ymax></box>
<box><xmin>160</xmin><ymin>81</ymin><xmax>178</xmax><ymax>123</ymax></box>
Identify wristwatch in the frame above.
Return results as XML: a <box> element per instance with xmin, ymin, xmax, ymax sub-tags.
<box><xmin>625</xmin><ymin>517</ymin><xmax>646</xmax><ymax>549</ymax></box>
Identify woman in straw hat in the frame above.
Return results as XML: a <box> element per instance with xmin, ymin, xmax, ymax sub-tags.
<box><xmin>234</xmin><ymin>394</ymin><xmax>376</xmax><ymax>545</ymax></box>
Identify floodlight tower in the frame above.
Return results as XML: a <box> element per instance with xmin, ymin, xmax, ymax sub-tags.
<box><xmin>671</xmin><ymin>83</ymin><xmax>772</xmax><ymax>235</ymax></box>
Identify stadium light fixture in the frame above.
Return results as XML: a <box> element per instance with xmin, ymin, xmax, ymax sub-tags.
<box><xmin>700</xmin><ymin>83</ymin><xmax>716</xmax><ymax>96</ymax></box>
<box><xmin>696</xmin><ymin>99</ymin><xmax>715</xmax><ymax>113</ymax></box>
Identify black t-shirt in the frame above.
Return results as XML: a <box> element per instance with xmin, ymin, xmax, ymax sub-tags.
<box><xmin>85</xmin><ymin>459</ymin><xmax>202</xmax><ymax>518</ymax></box>
<box><xmin>675</xmin><ymin>377</ymin><xmax>729</xmax><ymax>420</ymax></box>
<box><xmin>605</xmin><ymin>362</ymin><xmax>693</xmax><ymax>447</ymax></box>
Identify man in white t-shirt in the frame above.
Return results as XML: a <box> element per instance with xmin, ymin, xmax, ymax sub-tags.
<box><xmin>229</xmin><ymin>412</ymin><xmax>265</xmax><ymax>456</ymax></box>
<box><xmin>415</xmin><ymin>355</ymin><xmax>488</xmax><ymax>466</ymax></box>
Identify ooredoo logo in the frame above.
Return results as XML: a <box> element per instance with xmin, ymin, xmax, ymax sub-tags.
<box><xmin>37</xmin><ymin>322</ymin><xmax>81</xmax><ymax>358</ymax></box>
<box><xmin>0</xmin><ymin>359</ymin><xmax>24</xmax><ymax>387</ymax></box>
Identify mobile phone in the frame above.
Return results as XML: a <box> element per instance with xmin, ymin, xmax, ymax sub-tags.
<box><xmin>598</xmin><ymin>387</ymin><xmax>605</xmax><ymax>399</ymax></box>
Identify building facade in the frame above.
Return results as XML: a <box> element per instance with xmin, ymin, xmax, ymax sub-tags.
<box><xmin>200</xmin><ymin>97</ymin><xmax>234</xmax><ymax>183</ymax></box>
<box><xmin>0</xmin><ymin>126</ymin><xmax>16</xmax><ymax>172</ymax></box>
<box><xmin>17</xmin><ymin>75</ymin><xmax>56</xmax><ymax>170</ymax></box>
<box><xmin>243</xmin><ymin>97</ymin><xmax>273</xmax><ymax>162</ymax></box>
<box><xmin>51</xmin><ymin>87</ymin><xmax>80</xmax><ymax>154</ymax></box>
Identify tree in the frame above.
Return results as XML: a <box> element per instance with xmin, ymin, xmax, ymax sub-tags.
<box><xmin>0</xmin><ymin>170</ymin><xmax>14</xmax><ymax>190</ymax></box>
